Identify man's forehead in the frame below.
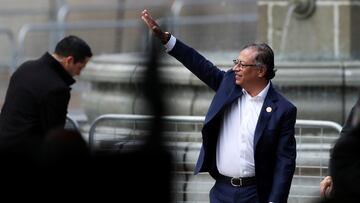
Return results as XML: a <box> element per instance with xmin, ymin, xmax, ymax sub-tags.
<box><xmin>239</xmin><ymin>48</ymin><xmax>257</xmax><ymax>59</ymax></box>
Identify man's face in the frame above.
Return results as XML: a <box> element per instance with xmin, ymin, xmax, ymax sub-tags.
<box><xmin>64</xmin><ymin>56</ymin><xmax>90</xmax><ymax>77</ymax></box>
<box><xmin>232</xmin><ymin>48</ymin><xmax>263</xmax><ymax>87</ymax></box>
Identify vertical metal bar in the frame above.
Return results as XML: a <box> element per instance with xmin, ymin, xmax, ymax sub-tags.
<box><xmin>51</xmin><ymin>0</ymin><xmax>67</xmax><ymax>51</ymax></box>
<box><xmin>320</xmin><ymin>127</ymin><xmax>324</xmax><ymax>178</ymax></box>
<box><xmin>298</xmin><ymin>126</ymin><xmax>302</xmax><ymax>177</ymax></box>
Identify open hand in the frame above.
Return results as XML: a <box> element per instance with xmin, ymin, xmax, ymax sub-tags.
<box><xmin>141</xmin><ymin>9</ymin><xmax>168</xmax><ymax>44</ymax></box>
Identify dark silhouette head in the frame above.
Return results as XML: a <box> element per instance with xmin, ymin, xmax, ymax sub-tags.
<box><xmin>54</xmin><ymin>35</ymin><xmax>93</xmax><ymax>63</ymax></box>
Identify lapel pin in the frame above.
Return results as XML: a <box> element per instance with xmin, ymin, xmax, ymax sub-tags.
<box><xmin>266</xmin><ymin>107</ymin><xmax>272</xmax><ymax>113</ymax></box>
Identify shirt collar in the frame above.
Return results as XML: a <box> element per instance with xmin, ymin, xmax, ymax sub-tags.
<box><xmin>242</xmin><ymin>82</ymin><xmax>270</xmax><ymax>101</ymax></box>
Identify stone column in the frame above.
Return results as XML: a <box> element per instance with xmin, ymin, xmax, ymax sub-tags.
<box><xmin>257</xmin><ymin>0</ymin><xmax>360</xmax><ymax>61</ymax></box>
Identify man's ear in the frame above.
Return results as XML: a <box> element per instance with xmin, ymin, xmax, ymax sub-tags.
<box><xmin>64</xmin><ymin>56</ymin><xmax>74</xmax><ymax>65</ymax></box>
<box><xmin>257</xmin><ymin>65</ymin><xmax>266</xmax><ymax>78</ymax></box>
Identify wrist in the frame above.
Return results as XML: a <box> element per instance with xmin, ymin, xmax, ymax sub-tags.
<box><xmin>161</xmin><ymin>32</ymin><xmax>171</xmax><ymax>44</ymax></box>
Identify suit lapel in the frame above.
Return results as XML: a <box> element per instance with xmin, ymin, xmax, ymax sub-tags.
<box><xmin>254</xmin><ymin>84</ymin><xmax>278</xmax><ymax>148</ymax></box>
<box><xmin>204</xmin><ymin>75</ymin><xmax>242</xmax><ymax>124</ymax></box>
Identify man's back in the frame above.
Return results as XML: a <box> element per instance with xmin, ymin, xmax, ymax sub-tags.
<box><xmin>0</xmin><ymin>53</ymin><xmax>74</xmax><ymax>154</ymax></box>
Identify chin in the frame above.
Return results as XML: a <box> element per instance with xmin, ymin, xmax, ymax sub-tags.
<box><xmin>235</xmin><ymin>80</ymin><xmax>242</xmax><ymax>86</ymax></box>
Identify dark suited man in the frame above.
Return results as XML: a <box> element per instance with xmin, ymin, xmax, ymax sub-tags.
<box><xmin>141</xmin><ymin>10</ymin><xmax>297</xmax><ymax>203</ymax></box>
<box><xmin>324</xmin><ymin>123</ymin><xmax>360</xmax><ymax>203</ymax></box>
<box><xmin>320</xmin><ymin>98</ymin><xmax>360</xmax><ymax>201</ymax></box>
<box><xmin>0</xmin><ymin>35</ymin><xmax>92</xmax><ymax>162</ymax></box>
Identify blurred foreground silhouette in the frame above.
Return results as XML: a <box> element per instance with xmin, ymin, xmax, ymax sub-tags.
<box><xmin>0</xmin><ymin>38</ymin><xmax>173</xmax><ymax>202</ymax></box>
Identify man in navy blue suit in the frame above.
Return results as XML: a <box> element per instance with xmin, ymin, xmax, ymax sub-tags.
<box><xmin>142</xmin><ymin>10</ymin><xmax>297</xmax><ymax>203</ymax></box>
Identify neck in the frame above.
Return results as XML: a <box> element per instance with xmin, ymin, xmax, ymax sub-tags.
<box><xmin>51</xmin><ymin>53</ymin><xmax>64</xmax><ymax>65</ymax></box>
<box><xmin>243</xmin><ymin>80</ymin><xmax>269</xmax><ymax>97</ymax></box>
<box><xmin>51</xmin><ymin>53</ymin><xmax>72</xmax><ymax>76</ymax></box>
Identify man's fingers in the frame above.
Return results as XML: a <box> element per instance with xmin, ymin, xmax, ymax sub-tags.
<box><xmin>142</xmin><ymin>14</ymin><xmax>161</xmax><ymax>33</ymax></box>
<box><xmin>320</xmin><ymin>187</ymin><xmax>329</xmax><ymax>197</ymax></box>
<box><xmin>320</xmin><ymin>176</ymin><xmax>333</xmax><ymax>198</ymax></box>
<box><xmin>141</xmin><ymin>16</ymin><xmax>154</xmax><ymax>29</ymax></box>
<box><xmin>141</xmin><ymin>13</ymin><xmax>157</xmax><ymax>28</ymax></box>
<box><xmin>141</xmin><ymin>9</ymin><xmax>164</xmax><ymax>39</ymax></box>
<box><xmin>320</xmin><ymin>183</ymin><xmax>325</xmax><ymax>196</ymax></box>
<box><xmin>141</xmin><ymin>10</ymin><xmax>153</xmax><ymax>23</ymax></box>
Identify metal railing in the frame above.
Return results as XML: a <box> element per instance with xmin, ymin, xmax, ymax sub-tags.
<box><xmin>88</xmin><ymin>114</ymin><xmax>342</xmax><ymax>147</ymax></box>
<box><xmin>88</xmin><ymin>114</ymin><xmax>342</xmax><ymax>203</ymax></box>
<box><xmin>54</xmin><ymin>0</ymin><xmax>251</xmax><ymax>41</ymax></box>
<box><xmin>66</xmin><ymin>114</ymin><xmax>80</xmax><ymax>131</ymax></box>
<box><xmin>295</xmin><ymin>119</ymin><xmax>342</xmax><ymax>132</ymax></box>
<box><xmin>17</xmin><ymin>10</ymin><xmax>257</xmax><ymax>65</ymax></box>
<box><xmin>0</xmin><ymin>0</ymin><xmax>258</xmax><ymax>72</ymax></box>
<box><xmin>57</xmin><ymin>1</ymin><xmax>169</xmax><ymax>23</ymax></box>
<box><xmin>54</xmin><ymin>1</ymin><xmax>170</xmax><ymax>45</ymax></box>
<box><xmin>0</xmin><ymin>0</ymin><xmax>65</xmax><ymax>72</ymax></box>
<box><xmin>16</xmin><ymin>20</ymin><xmax>143</xmax><ymax>66</ymax></box>
<box><xmin>15</xmin><ymin>0</ymin><xmax>257</xmax><ymax>67</ymax></box>
<box><xmin>88</xmin><ymin>114</ymin><xmax>204</xmax><ymax>150</ymax></box>
<box><xmin>0</xmin><ymin>26</ymin><xmax>17</xmax><ymax>73</ymax></box>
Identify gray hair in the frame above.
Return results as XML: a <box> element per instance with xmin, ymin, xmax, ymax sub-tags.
<box><xmin>242</xmin><ymin>43</ymin><xmax>276</xmax><ymax>80</ymax></box>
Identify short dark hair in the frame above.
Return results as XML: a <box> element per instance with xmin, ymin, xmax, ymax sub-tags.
<box><xmin>54</xmin><ymin>35</ymin><xmax>93</xmax><ymax>63</ymax></box>
<box><xmin>242</xmin><ymin>43</ymin><xmax>276</xmax><ymax>80</ymax></box>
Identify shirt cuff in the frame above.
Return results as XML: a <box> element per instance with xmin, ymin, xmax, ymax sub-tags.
<box><xmin>164</xmin><ymin>35</ymin><xmax>176</xmax><ymax>52</ymax></box>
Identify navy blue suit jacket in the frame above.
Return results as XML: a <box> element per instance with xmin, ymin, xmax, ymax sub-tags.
<box><xmin>169</xmin><ymin>39</ymin><xmax>297</xmax><ymax>203</ymax></box>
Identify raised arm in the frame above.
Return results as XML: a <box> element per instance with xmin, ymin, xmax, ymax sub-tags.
<box><xmin>140</xmin><ymin>9</ymin><xmax>225</xmax><ymax>91</ymax></box>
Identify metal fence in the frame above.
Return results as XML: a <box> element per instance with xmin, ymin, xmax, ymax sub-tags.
<box><xmin>1</xmin><ymin>0</ymin><xmax>257</xmax><ymax>70</ymax></box>
<box><xmin>88</xmin><ymin>114</ymin><xmax>342</xmax><ymax>203</ymax></box>
<box><xmin>0</xmin><ymin>26</ymin><xmax>17</xmax><ymax>73</ymax></box>
<box><xmin>65</xmin><ymin>114</ymin><xmax>80</xmax><ymax>131</ymax></box>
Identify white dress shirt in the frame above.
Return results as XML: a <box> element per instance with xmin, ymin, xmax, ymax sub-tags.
<box><xmin>217</xmin><ymin>83</ymin><xmax>270</xmax><ymax>178</ymax></box>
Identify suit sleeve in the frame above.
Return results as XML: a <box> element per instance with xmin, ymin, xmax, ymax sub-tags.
<box><xmin>269</xmin><ymin>106</ymin><xmax>297</xmax><ymax>203</ymax></box>
<box><xmin>39</xmin><ymin>88</ymin><xmax>70</xmax><ymax>135</ymax></box>
<box><xmin>168</xmin><ymin>39</ymin><xmax>225</xmax><ymax>91</ymax></box>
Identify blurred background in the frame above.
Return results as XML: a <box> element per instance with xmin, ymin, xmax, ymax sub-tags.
<box><xmin>1</xmin><ymin>0</ymin><xmax>359</xmax><ymax>124</ymax></box>
<box><xmin>0</xmin><ymin>0</ymin><xmax>257</xmax><ymax>123</ymax></box>
<box><xmin>0</xmin><ymin>0</ymin><xmax>359</xmax><ymax>202</ymax></box>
